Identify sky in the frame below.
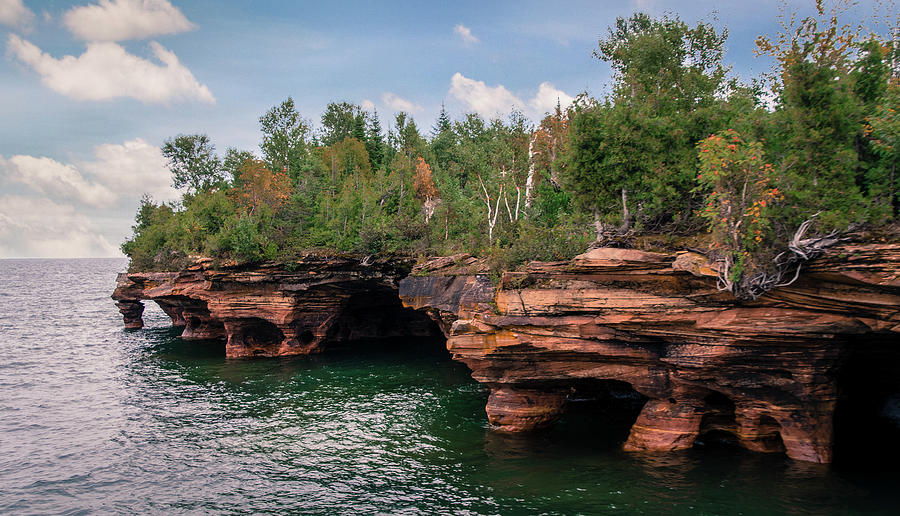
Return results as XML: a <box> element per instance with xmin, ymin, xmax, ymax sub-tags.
<box><xmin>0</xmin><ymin>0</ymin><xmax>891</xmax><ymax>258</ymax></box>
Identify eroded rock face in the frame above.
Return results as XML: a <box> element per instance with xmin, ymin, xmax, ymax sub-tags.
<box><xmin>114</xmin><ymin>245</ymin><xmax>899</xmax><ymax>463</ymax></box>
<box><xmin>112</xmin><ymin>255</ymin><xmax>439</xmax><ymax>357</ymax></box>
<box><xmin>399</xmin><ymin>244</ymin><xmax>900</xmax><ymax>463</ymax></box>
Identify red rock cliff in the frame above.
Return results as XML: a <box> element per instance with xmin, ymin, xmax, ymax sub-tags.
<box><xmin>114</xmin><ymin>245</ymin><xmax>899</xmax><ymax>463</ymax></box>
<box><xmin>112</xmin><ymin>255</ymin><xmax>439</xmax><ymax>357</ymax></box>
<box><xmin>398</xmin><ymin>244</ymin><xmax>900</xmax><ymax>463</ymax></box>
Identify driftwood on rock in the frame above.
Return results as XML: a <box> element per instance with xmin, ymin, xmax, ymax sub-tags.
<box><xmin>717</xmin><ymin>213</ymin><xmax>846</xmax><ymax>300</ymax></box>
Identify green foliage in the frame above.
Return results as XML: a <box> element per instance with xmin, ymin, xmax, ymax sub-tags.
<box><xmin>123</xmin><ymin>6</ymin><xmax>896</xmax><ymax>280</ymax></box>
<box><xmin>486</xmin><ymin>221</ymin><xmax>593</xmax><ymax>280</ymax></box>
<box><xmin>365</xmin><ymin>109</ymin><xmax>386</xmax><ymax>170</ymax></box>
<box><xmin>321</xmin><ymin>102</ymin><xmax>366</xmax><ymax>146</ymax></box>
<box><xmin>222</xmin><ymin>147</ymin><xmax>254</xmax><ymax>184</ymax></box>
<box><xmin>259</xmin><ymin>97</ymin><xmax>312</xmax><ymax>179</ymax></box>
<box><xmin>696</xmin><ymin>130</ymin><xmax>782</xmax><ymax>288</ymax></box>
<box><xmin>161</xmin><ymin>134</ymin><xmax>224</xmax><ymax>194</ymax></box>
<box><xmin>565</xmin><ymin>12</ymin><xmax>736</xmax><ymax>230</ymax></box>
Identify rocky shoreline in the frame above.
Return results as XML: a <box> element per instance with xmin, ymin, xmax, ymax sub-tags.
<box><xmin>113</xmin><ymin>243</ymin><xmax>900</xmax><ymax>464</ymax></box>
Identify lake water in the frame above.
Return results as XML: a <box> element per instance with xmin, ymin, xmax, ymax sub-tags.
<box><xmin>1</xmin><ymin>258</ymin><xmax>897</xmax><ymax>514</ymax></box>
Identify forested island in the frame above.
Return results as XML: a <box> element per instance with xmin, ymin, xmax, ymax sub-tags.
<box><xmin>123</xmin><ymin>5</ymin><xmax>896</xmax><ymax>300</ymax></box>
<box><xmin>113</xmin><ymin>4</ymin><xmax>900</xmax><ymax>466</ymax></box>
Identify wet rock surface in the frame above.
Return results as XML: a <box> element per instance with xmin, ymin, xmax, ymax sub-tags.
<box><xmin>399</xmin><ymin>243</ymin><xmax>900</xmax><ymax>463</ymax></box>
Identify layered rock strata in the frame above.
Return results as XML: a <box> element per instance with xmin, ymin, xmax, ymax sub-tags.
<box><xmin>398</xmin><ymin>244</ymin><xmax>900</xmax><ymax>463</ymax></box>
<box><xmin>112</xmin><ymin>255</ymin><xmax>439</xmax><ymax>357</ymax></box>
<box><xmin>114</xmin><ymin>245</ymin><xmax>899</xmax><ymax>463</ymax></box>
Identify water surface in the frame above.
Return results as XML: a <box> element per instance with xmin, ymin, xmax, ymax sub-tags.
<box><xmin>0</xmin><ymin>259</ymin><xmax>897</xmax><ymax>514</ymax></box>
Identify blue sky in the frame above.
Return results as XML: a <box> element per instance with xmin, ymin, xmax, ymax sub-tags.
<box><xmin>0</xmin><ymin>0</ymin><xmax>890</xmax><ymax>257</ymax></box>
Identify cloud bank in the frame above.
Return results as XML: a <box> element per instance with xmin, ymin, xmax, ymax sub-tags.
<box><xmin>0</xmin><ymin>0</ymin><xmax>33</xmax><ymax>28</ymax></box>
<box><xmin>1</xmin><ymin>155</ymin><xmax>116</xmax><ymax>207</ymax></box>
<box><xmin>0</xmin><ymin>139</ymin><xmax>176</xmax><ymax>258</ymax></box>
<box><xmin>63</xmin><ymin>0</ymin><xmax>194</xmax><ymax>41</ymax></box>
<box><xmin>0</xmin><ymin>195</ymin><xmax>120</xmax><ymax>258</ymax></box>
<box><xmin>7</xmin><ymin>35</ymin><xmax>215</xmax><ymax>104</ymax></box>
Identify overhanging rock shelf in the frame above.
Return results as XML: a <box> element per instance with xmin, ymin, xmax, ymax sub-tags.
<box><xmin>113</xmin><ymin>244</ymin><xmax>900</xmax><ymax>463</ymax></box>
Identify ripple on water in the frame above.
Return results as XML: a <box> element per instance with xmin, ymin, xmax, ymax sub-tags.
<box><xmin>1</xmin><ymin>258</ymin><xmax>899</xmax><ymax>514</ymax></box>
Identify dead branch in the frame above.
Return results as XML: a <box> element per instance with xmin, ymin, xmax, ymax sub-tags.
<box><xmin>715</xmin><ymin>212</ymin><xmax>847</xmax><ymax>300</ymax></box>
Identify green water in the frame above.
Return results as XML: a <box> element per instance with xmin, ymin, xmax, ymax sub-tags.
<box><xmin>1</xmin><ymin>259</ymin><xmax>898</xmax><ymax>514</ymax></box>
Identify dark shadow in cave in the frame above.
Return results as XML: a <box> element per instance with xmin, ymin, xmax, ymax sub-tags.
<box><xmin>240</xmin><ymin>317</ymin><xmax>286</xmax><ymax>356</ymax></box>
<box><xmin>833</xmin><ymin>334</ymin><xmax>900</xmax><ymax>470</ymax></box>
<box><xmin>322</xmin><ymin>286</ymin><xmax>447</xmax><ymax>355</ymax></box>
<box><xmin>695</xmin><ymin>390</ymin><xmax>740</xmax><ymax>449</ymax></box>
<box><xmin>556</xmin><ymin>379</ymin><xmax>649</xmax><ymax>445</ymax></box>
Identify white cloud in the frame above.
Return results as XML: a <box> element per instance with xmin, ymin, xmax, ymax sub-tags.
<box><xmin>381</xmin><ymin>92</ymin><xmax>422</xmax><ymax>113</ymax></box>
<box><xmin>360</xmin><ymin>98</ymin><xmax>375</xmax><ymax>112</ymax></box>
<box><xmin>1</xmin><ymin>154</ymin><xmax>116</xmax><ymax>207</ymax></box>
<box><xmin>0</xmin><ymin>195</ymin><xmax>119</xmax><ymax>258</ymax></box>
<box><xmin>0</xmin><ymin>0</ymin><xmax>33</xmax><ymax>28</ymax></box>
<box><xmin>80</xmin><ymin>138</ymin><xmax>177</xmax><ymax>202</ymax></box>
<box><xmin>7</xmin><ymin>35</ymin><xmax>215</xmax><ymax>104</ymax></box>
<box><xmin>0</xmin><ymin>138</ymin><xmax>177</xmax><ymax>207</ymax></box>
<box><xmin>64</xmin><ymin>0</ymin><xmax>194</xmax><ymax>41</ymax></box>
<box><xmin>529</xmin><ymin>82</ymin><xmax>575</xmax><ymax>114</ymax></box>
<box><xmin>448</xmin><ymin>72</ymin><xmax>574</xmax><ymax>120</ymax></box>
<box><xmin>448</xmin><ymin>72</ymin><xmax>523</xmax><ymax>118</ymax></box>
<box><xmin>454</xmin><ymin>24</ymin><xmax>479</xmax><ymax>45</ymax></box>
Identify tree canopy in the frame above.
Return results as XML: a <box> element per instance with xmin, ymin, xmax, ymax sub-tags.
<box><xmin>124</xmin><ymin>5</ymin><xmax>897</xmax><ymax>295</ymax></box>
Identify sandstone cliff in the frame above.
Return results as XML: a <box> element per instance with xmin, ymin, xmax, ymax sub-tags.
<box><xmin>113</xmin><ymin>244</ymin><xmax>900</xmax><ymax>463</ymax></box>
<box><xmin>398</xmin><ymin>244</ymin><xmax>900</xmax><ymax>463</ymax></box>
<box><xmin>112</xmin><ymin>255</ymin><xmax>439</xmax><ymax>357</ymax></box>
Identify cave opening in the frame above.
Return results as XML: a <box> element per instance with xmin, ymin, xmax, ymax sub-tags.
<box><xmin>833</xmin><ymin>335</ymin><xmax>900</xmax><ymax>469</ymax></box>
<box><xmin>695</xmin><ymin>390</ymin><xmax>740</xmax><ymax>448</ymax></box>
<box><xmin>558</xmin><ymin>379</ymin><xmax>649</xmax><ymax>444</ymax></box>
<box><xmin>239</xmin><ymin>318</ymin><xmax>286</xmax><ymax>356</ymax></box>
<box><xmin>754</xmin><ymin>414</ymin><xmax>786</xmax><ymax>453</ymax></box>
<box><xmin>323</xmin><ymin>287</ymin><xmax>446</xmax><ymax>355</ymax></box>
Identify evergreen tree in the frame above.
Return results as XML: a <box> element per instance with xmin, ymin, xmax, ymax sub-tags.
<box><xmin>429</xmin><ymin>103</ymin><xmax>456</xmax><ymax>172</ymax></box>
<box><xmin>432</xmin><ymin>102</ymin><xmax>452</xmax><ymax>137</ymax></box>
<box><xmin>756</xmin><ymin>1</ymin><xmax>868</xmax><ymax>228</ymax></box>
<box><xmin>565</xmin><ymin>12</ymin><xmax>733</xmax><ymax>233</ymax></box>
<box><xmin>365</xmin><ymin>109</ymin><xmax>385</xmax><ymax>170</ymax></box>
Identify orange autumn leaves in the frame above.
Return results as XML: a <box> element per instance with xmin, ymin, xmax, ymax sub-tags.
<box><xmin>231</xmin><ymin>159</ymin><xmax>292</xmax><ymax>215</ymax></box>
<box><xmin>696</xmin><ymin>129</ymin><xmax>783</xmax><ymax>253</ymax></box>
<box><xmin>413</xmin><ymin>157</ymin><xmax>438</xmax><ymax>202</ymax></box>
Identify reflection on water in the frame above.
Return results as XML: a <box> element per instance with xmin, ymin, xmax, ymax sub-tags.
<box><xmin>1</xmin><ymin>259</ymin><xmax>899</xmax><ymax>514</ymax></box>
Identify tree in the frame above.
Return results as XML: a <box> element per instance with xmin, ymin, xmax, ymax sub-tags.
<box><xmin>321</xmin><ymin>138</ymin><xmax>373</xmax><ymax>186</ymax></box>
<box><xmin>161</xmin><ymin>134</ymin><xmax>223</xmax><ymax>194</ymax></box>
<box><xmin>865</xmin><ymin>81</ymin><xmax>900</xmax><ymax>215</ymax></box>
<box><xmin>696</xmin><ymin>129</ymin><xmax>782</xmax><ymax>292</ymax></box>
<box><xmin>432</xmin><ymin>102</ymin><xmax>452</xmax><ymax>137</ymax></box>
<box><xmin>232</xmin><ymin>159</ymin><xmax>292</xmax><ymax>216</ymax></box>
<box><xmin>259</xmin><ymin>97</ymin><xmax>311</xmax><ymax>180</ymax></box>
<box><xmin>222</xmin><ymin>147</ymin><xmax>254</xmax><ymax>184</ymax></box>
<box><xmin>756</xmin><ymin>0</ymin><xmax>867</xmax><ymax>229</ymax></box>
<box><xmin>413</xmin><ymin>157</ymin><xmax>440</xmax><ymax>223</ymax></box>
<box><xmin>321</xmin><ymin>101</ymin><xmax>366</xmax><ymax>147</ymax></box>
<box><xmin>565</xmin><ymin>12</ymin><xmax>733</xmax><ymax>235</ymax></box>
<box><xmin>365</xmin><ymin>109</ymin><xmax>385</xmax><ymax>171</ymax></box>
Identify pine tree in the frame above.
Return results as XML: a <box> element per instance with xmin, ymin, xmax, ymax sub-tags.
<box><xmin>365</xmin><ymin>109</ymin><xmax>385</xmax><ymax>171</ymax></box>
<box><xmin>432</xmin><ymin>102</ymin><xmax>452</xmax><ymax>137</ymax></box>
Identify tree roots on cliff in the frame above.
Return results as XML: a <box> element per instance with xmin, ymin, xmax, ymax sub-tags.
<box><xmin>717</xmin><ymin>214</ymin><xmax>846</xmax><ymax>300</ymax></box>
